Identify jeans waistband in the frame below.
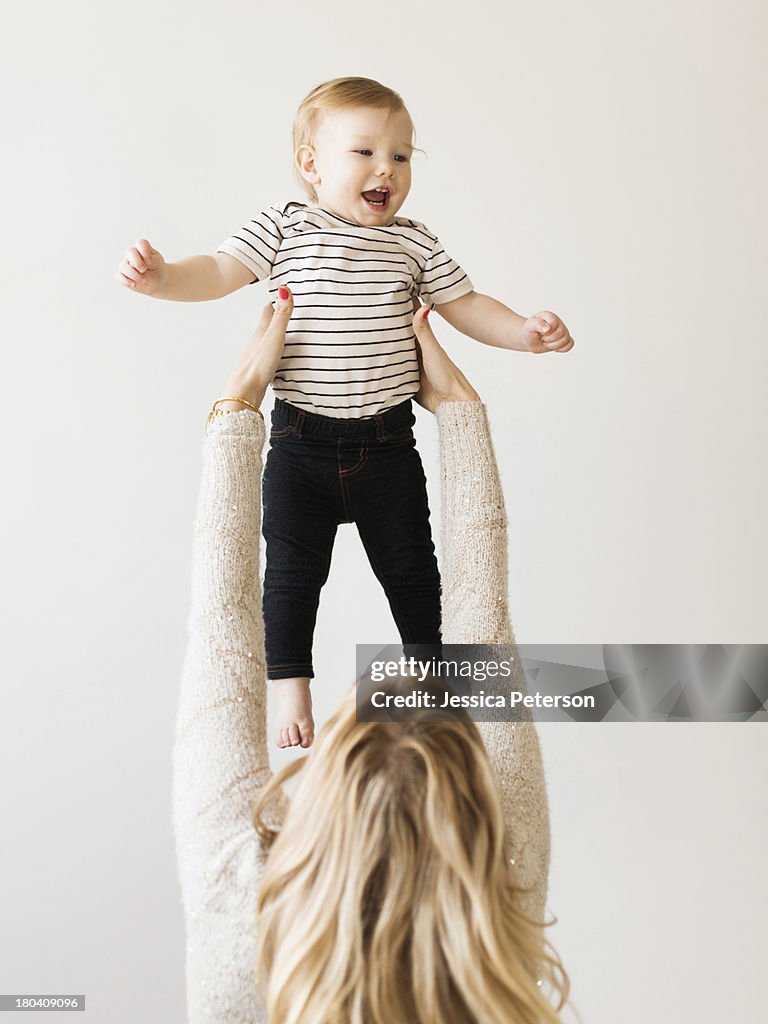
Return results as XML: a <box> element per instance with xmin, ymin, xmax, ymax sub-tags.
<box><xmin>271</xmin><ymin>398</ymin><xmax>415</xmax><ymax>439</ymax></box>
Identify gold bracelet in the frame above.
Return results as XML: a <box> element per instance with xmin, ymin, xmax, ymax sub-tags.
<box><xmin>207</xmin><ymin>397</ymin><xmax>264</xmax><ymax>426</ymax></box>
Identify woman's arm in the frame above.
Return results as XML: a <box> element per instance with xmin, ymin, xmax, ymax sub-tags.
<box><xmin>172</xmin><ymin>410</ymin><xmax>278</xmax><ymax>1023</ymax></box>
<box><xmin>435</xmin><ymin>398</ymin><xmax>552</xmax><ymax>927</ymax></box>
<box><xmin>173</xmin><ymin>288</ymin><xmax>293</xmax><ymax>888</ymax></box>
<box><xmin>172</xmin><ymin>291</ymin><xmax>293</xmax><ymax>1023</ymax></box>
<box><xmin>436</xmin><ymin>400</ymin><xmax>513</xmax><ymax>644</ymax></box>
<box><xmin>172</xmin><ymin>410</ymin><xmax>272</xmax><ymax>891</ymax></box>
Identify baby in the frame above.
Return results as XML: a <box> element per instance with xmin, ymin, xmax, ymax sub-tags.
<box><xmin>116</xmin><ymin>76</ymin><xmax>574</xmax><ymax>750</ymax></box>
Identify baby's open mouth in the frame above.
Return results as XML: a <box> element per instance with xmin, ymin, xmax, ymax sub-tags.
<box><xmin>361</xmin><ymin>189</ymin><xmax>390</xmax><ymax>210</ymax></box>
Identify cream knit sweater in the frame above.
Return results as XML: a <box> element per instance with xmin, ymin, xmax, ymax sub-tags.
<box><xmin>172</xmin><ymin>401</ymin><xmax>551</xmax><ymax>1023</ymax></box>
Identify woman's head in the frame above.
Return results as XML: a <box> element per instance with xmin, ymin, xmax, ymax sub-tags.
<box><xmin>251</xmin><ymin>682</ymin><xmax>570</xmax><ymax>1024</ymax></box>
<box><xmin>292</xmin><ymin>76</ymin><xmax>423</xmax><ymax>227</ymax></box>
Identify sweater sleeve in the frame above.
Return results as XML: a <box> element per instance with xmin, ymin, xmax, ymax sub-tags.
<box><xmin>172</xmin><ymin>409</ymin><xmax>284</xmax><ymax>1024</ymax></box>
<box><xmin>436</xmin><ymin>401</ymin><xmax>551</xmax><ymax>927</ymax></box>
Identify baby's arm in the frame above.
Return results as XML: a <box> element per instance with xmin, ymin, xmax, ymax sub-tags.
<box><xmin>116</xmin><ymin>241</ymin><xmax>256</xmax><ymax>301</ymax></box>
<box><xmin>161</xmin><ymin>252</ymin><xmax>256</xmax><ymax>301</ymax></box>
<box><xmin>434</xmin><ymin>291</ymin><xmax>530</xmax><ymax>352</ymax></box>
<box><xmin>414</xmin><ymin>230</ymin><xmax>558</xmax><ymax>353</ymax></box>
<box><xmin>436</xmin><ymin>291</ymin><xmax>575</xmax><ymax>356</ymax></box>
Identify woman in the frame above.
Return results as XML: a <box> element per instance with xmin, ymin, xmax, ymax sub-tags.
<box><xmin>172</xmin><ymin>288</ymin><xmax>571</xmax><ymax>1023</ymax></box>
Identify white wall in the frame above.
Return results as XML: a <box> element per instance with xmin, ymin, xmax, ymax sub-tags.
<box><xmin>1</xmin><ymin>0</ymin><xmax>766</xmax><ymax>1020</ymax></box>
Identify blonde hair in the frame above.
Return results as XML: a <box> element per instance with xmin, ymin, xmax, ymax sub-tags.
<box><xmin>291</xmin><ymin>76</ymin><xmax>425</xmax><ymax>204</ymax></box>
<box><xmin>251</xmin><ymin>679</ymin><xmax>572</xmax><ymax>1024</ymax></box>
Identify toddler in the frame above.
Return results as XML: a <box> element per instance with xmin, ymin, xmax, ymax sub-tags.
<box><xmin>116</xmin><ymin>76</ymin><xmax>574</xmax><ymax>749</ymax></box>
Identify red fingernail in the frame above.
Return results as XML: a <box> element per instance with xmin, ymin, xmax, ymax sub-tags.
<box><xmin>278</xmin><ymin>286</ymin><xmax>289</xmax><ymax>300</ymax></box>
<box><xmin>423</xmin><ymin>307</ymin><xmax>430</xmax><ymax>318</ymax></box>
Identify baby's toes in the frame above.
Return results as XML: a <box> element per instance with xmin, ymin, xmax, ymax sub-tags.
<box><xmin>298</xmin><ymin>721</ymin><xmax>315</xmax><ymax>748</ymax></box>
<box><xmin>287</xmin><ymin>723</ymin><xmax>301</xmax><ymax>746</ymax></box>
<box><xmin>274</xmin><ymin>726</ymin><xmax>289</xmax><ymax>748</ymax></box>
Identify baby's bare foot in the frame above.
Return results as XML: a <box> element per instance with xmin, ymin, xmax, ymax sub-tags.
<box><xmin>272</xmin><ymin>677</ymin><xmax>315</xmax><ymax>748</ymax></box>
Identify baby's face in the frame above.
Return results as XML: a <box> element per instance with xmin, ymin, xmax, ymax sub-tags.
<box><xmin>298</xmin><ymin>106</ymin><xmax>414</xmax><ymax>226</ymax></box>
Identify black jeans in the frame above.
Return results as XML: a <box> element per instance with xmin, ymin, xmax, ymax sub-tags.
<box><xmin>262</xmin><ymin>398</ymin><xmax>442</xmax><ymax>680</ymax></box>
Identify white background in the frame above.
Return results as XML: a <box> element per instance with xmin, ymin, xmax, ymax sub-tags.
<box><xmin>1</xmin><ymin>0</ymin><xmax>766</xmax><ymax>1020</ymax></box>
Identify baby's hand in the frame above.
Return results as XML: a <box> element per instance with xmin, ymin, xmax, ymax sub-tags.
<box><xmin>114</xmin><ymin>239</ymin><xmax>168</xmax><ymax>296</ymax></box>
<box><xmin>522</xmin><ymin>311</ymin><xmax>575</xmax><ymax>354</ymax></box>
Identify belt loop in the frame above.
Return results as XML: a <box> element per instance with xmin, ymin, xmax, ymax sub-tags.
<box><xmin>374</xmin><ymin>413</ymin><xmax>389</xmax><ymax>441</ymax></box>
<box><xmin>294</xmin><ymin>409</ymin><xmax>305</xmax><ymax>439</ymax></box>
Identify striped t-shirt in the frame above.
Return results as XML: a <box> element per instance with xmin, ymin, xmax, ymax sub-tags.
<box><xmin>215</xmin><ymin>200</ymin><xmax>474</xmax><ymax>418</ymax></box>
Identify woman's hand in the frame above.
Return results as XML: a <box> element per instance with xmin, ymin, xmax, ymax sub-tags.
<box><xmin>410</xmin><ymin>298</ymin><xmax>481</xmax><ymax>414</ymax></box>
<box><xmin>217</xmin><ymin>286</ymin><xmax>295</xmax><ymax>412</ymax></box>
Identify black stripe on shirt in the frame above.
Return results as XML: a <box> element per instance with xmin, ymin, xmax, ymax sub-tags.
<box><xmin>276</xmin><ymin>357</ymin><xmax>418</xmax><ymax>374</ymax></box>
<box><xmin>277</xmin><ymin>386</ymin><xmax>419</xmax><ymax>412</ymax></box>
<box><xmin>276</xmin><ymin>379</ymin><xmax>419</xmax><ymax>398</ymax></box>
<box><xmin>278</xmin><ymin>345</ymin><xmax>415</xmax><ymax>360</ymax></box>
<box><xmin>276</xmin><ymin>366</ymin><xmax>418</xmax><ymax>386</ymax></box>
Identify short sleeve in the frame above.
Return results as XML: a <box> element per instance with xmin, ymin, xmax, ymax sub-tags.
<box><xmin>414</xmin><ymin>235</ymin><xmax>474</xmax><ymax>306</ymax></box>
<box><xmin>215</xmin><ymin>205</ymin><xmax>284</xmax><ymax>285</ymax></box>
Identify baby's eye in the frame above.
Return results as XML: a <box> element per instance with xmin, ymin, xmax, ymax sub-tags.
<box><xmin>354</xmin><ymin>149</ymin><xmax>409</xmax><ymax>162</ymax></box>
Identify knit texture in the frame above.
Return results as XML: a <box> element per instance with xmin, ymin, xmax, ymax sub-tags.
<box><xmin>436</xmin><ymin>401</ymin><xmax>551</xmax><ymax>925</ymax></box>
<box><xmin>172</xmin><ymin>402</ymin><xmax>551</xmax><ymax>1023</ymax></box>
